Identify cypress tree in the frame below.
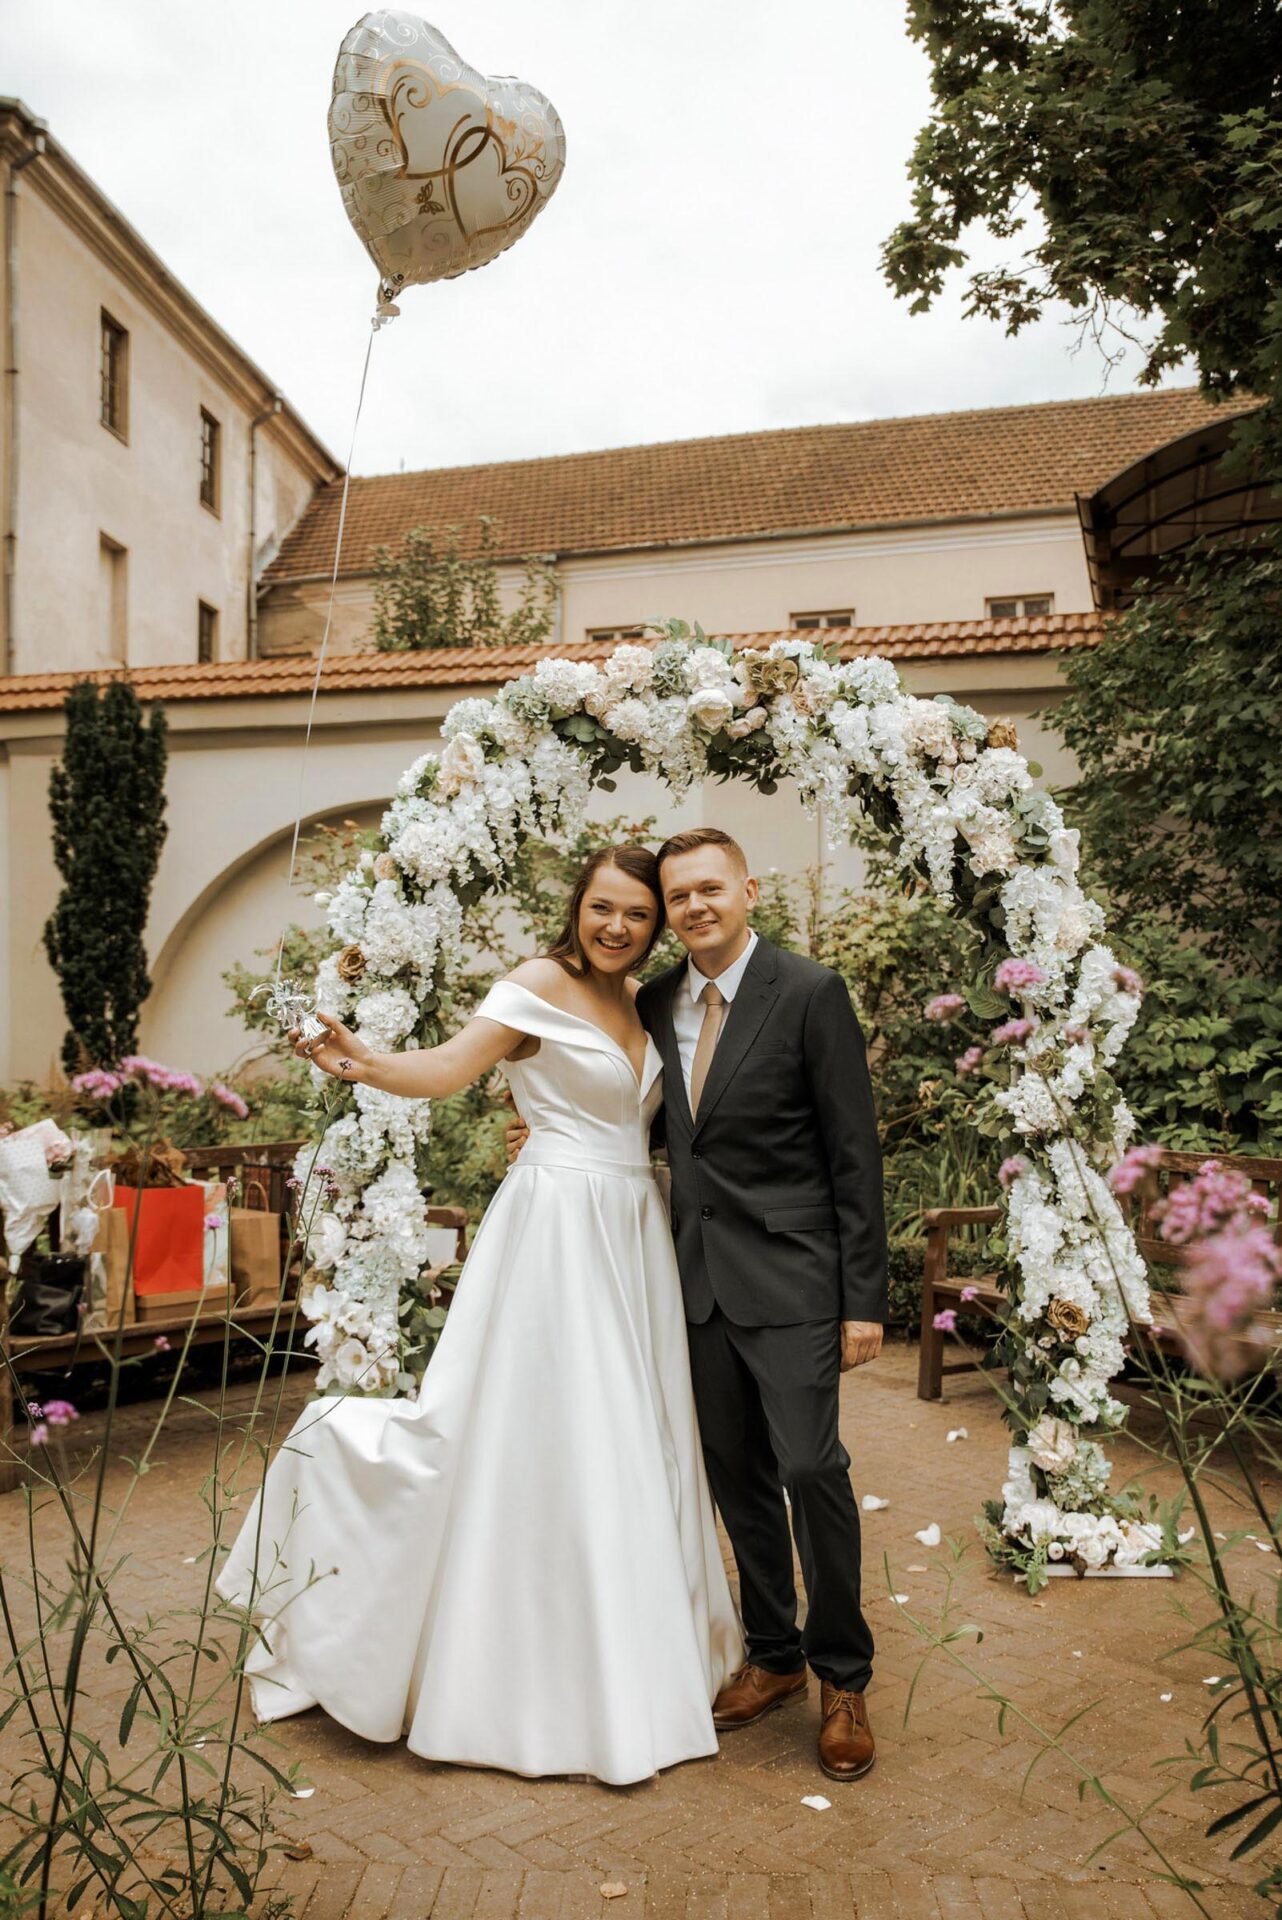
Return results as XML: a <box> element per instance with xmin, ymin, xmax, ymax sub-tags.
<box><xmin>43</xmin><ymin>679</ymin><xmax>169</xmax><ymax>1074</ymax></box>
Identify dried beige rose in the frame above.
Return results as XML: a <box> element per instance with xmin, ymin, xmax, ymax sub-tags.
<box><xmin>336</xmin><ymin>944</ymin><xmax>367</xmax><ymax>984</ymax></box>
<box><xmin>1046</xmin><ymin>1296</ymin><xmax>1090</xmax><ymax>1339</ymax></box>
<box><xmin>986</xmin><ymin>718</ymin><xmax>1019</xmax><ymax>751</ymax></box>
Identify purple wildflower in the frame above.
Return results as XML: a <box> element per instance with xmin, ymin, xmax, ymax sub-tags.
<box><xmin>998</xmin><ymin>1154</ymin><xmax>1030</xmax><ymax>1191</ymax></box>
<box><xmin>933</xmin><ymin>1308</ymin><xmax>958</xmax><ymax>1332</ymax></box>
<box><xmin>1108</xmin><ymin>1143</ymin><xmax>1164</xmax><ymax>1197</ymax></box>
<box><xmin>71</xmin><ymin>1068</ymin><xmax>124</xmax><ymax>1101</ymax></box>
<box><xmin>955</xmin><ymin>1046</ymin><xmax>984</xmax><ymax>1079</ymax></box>
<box><xmin>925</xmin><ymin>993</ymin><xmax>965</xmax><ymax>1023</ymax></box>
<box><xmin>1156</xmin><ymin>1160</ymin><xmax>1268</xmax><ymax>1247</ymax></box>
<box><xmin>1112</xmin><ymin>964</ymin><xmax>1143</xmax><ymax>996</ymax></box>
<box><xmin>28</xmin><ymin>1423</ymin><xmax>49</xmax><ymax>1448</ymax></box>
<box><xmin>42</xmin><ymin>1400</ymin><xmax>78</xmax><ymax>1427</ymax></box>
<box><xmin>203</xmin><ymin>1211</ymin><xmax>223</xmax><ymax>1232</ymax></box>
<box><xmin>210</xmin><ymin>1082</ymin><xmax>249</xmax><ymax>1119</ymax></box>
<box><xmin>154</xmin><ymin>1335</ymin><xmax>171</xmax><ymax>1353</ymax></box>
<box><xmin>960</xmin><ymin>1286</ymin><xmax>978</xmax><ymax>1304</ymax></box>
<box><xmin>1180</xmin><ymin>1225</ymin><xmax>1280</xmax><ymax>1382</ymax></box>
<box><xmin>25</xmin><ymin>1401</ymin><xmax>42</xmax><ymax>1422</ymax></box>
<box><xmin>993</xmin><ymin>958</ymin><xmax>1047</xmax><ymax>995</ymax></box>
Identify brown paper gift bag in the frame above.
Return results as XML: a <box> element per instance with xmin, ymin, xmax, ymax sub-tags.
<box><xmin>88</xmin><ymin>1206</ymin><xmax>137</xmax><ymax>1328</ymax></box>
<box><xmin>229</xmin><ymin>1182</ymin><xmax>282</xmax><ymax>1309</ymax></box>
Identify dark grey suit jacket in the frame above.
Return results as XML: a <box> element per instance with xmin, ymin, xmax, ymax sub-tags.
<box><xmin>635</xmin><ymin>938</ymin><xmax>888</xmax><ymax>1327</ymax></box>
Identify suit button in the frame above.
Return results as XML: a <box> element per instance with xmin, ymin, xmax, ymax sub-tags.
<box><xmin>701</xmin><ymin>1205</ymin><xmax>713</xmax><ymax>1220</ymax></box>
<box><xmin>692</xmin><ymin>1148</ymin><xmax>703</xmax><ymax>1160</ymax></box>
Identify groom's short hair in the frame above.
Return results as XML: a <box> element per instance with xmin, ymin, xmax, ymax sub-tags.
<box><xmin>656</xmin><ymin>827</ymin><xmax>749</xmax><ymax>877</ymax></box>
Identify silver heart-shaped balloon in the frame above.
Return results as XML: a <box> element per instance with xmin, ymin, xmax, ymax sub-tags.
<box><xmin>329</xmin><ymin>10</ymin><xmax>567</xmax><ymax>303</ymax></box>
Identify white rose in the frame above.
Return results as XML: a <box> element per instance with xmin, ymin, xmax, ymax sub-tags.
<box><xmin>1077</xmin><ymin>1531</ymin><xmax>1111</xmax><ymax>1569</ymax></box>
<box><xmin>687</xmin><ymin>687</ymin><xmax>735</xmax><ymax>732</ymax></box>
<box><xmin>685</xmin><ymin>649</ymin><xmax>735</xmax><ymax>692</ymax></box>
<box><xmin>438</xmin><ymin>731</ymin><xmax>485</xmax><ymax>795</ymax></box>
<box><xmin>726</xmin><ymin>708</ymin><xmax>769</xmax><ymax>740</ymax></box>
<box><xmin>1027</xmin><ymin>1413</ymin><xmax>1078</xmax><ymax>1475</ymax></box>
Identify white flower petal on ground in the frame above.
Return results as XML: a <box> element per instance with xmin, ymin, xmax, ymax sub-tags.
<box><xmin>891</xmin><ymin>1594</ymin><xmax>910</xmax><ymax>1605</ymax></box>
<box><xmin>914</xmin><ymin>1523</ymin><xmax>942</xmax><ymax>1548</ymax></box>
<box><xmin>861</xmin><ymin>1495</ymin><xmax>889</xmax><ymax>1511</ymax></box>
<box><xmin>290</xmin><ymin>1787</ymin><xmax>316</xmax><ymax>1799</ymax></box>
<box><xmin>1160</xmin><ymin>1693</ymin><xmax>1173</xmax><ymax>1702</ymax></box>
<box><xmin>800</xmin><ymin>1795</ymin><xmax>831</xmax><ymax>1812</ymax></box>
<box><xmin>946</xmin><ymin>1427</ymin><xmax>968</xmax><ymax>1443</ymax></box>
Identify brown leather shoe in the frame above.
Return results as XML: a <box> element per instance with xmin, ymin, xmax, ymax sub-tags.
<box><xmin>818</xmin><ymin>1681</ymin><xmax>875</xmax><ymax>1781</ymax></box>
<box><xmin>712</xmin><ymin>1662</ymin><xmax>807</xmax><ymax>1730</ymax></box>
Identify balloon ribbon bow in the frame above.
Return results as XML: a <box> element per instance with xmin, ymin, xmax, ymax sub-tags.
<box><xmin>252</xmin><ymin>980</ymin><xmax>329</xmax><ymax>1047</ymax></box>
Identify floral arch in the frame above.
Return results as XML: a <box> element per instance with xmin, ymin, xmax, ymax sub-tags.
<box><xmin>295</xmin><ymin>624</ymin><xmax>1161</xmax><ymax>1584</ymax></box>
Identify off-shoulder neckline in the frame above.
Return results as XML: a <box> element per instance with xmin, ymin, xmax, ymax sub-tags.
<box><xmin>489</xmin><ymin>980</ymin><xmax>657</xmax><ymax>1092</ymax></box>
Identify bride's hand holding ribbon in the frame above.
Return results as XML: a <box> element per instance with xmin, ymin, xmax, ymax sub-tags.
<box><xmin>290</xmin><ymin>1012</ymin><xmax>370</xmax><ymax>1083</ymax></box>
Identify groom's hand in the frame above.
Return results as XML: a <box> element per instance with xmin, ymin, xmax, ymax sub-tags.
<box><xmin>840</xmin><ymin>1321</ymin><xmax>883</xmax><ymax>1371</ymax></box>
<box><xmin>502</xmin><ymin>1090</ymin><xmax>529</xmax><ymax>1164</ymax></box>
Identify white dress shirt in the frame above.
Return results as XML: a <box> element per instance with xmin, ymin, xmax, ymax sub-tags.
<box><xmin>671</xmin><ymin>930</ymin><xmax>759</xmax><ymax>1106</ymax></box>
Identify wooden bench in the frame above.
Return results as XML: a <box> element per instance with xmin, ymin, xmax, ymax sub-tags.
<box><xmin>0</xmin><ymin>1134</ymin><xmax>469</xmax><ymax>1490</ymax></box>
<box><xmin>917</xmin><ymin>1149</ymin><xmax>1282</xmax><ymax>1401</ymax></box>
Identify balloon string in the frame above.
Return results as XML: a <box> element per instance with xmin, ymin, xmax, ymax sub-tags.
<box><xmin>273</xmin><ymin>321</ymin><xmax>379</xmax><ymax>990</ymax></box>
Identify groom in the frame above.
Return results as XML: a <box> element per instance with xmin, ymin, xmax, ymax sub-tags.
<box><xmin>639</xmin><ymin>827</ymin><xmax>886</xmax><ymax>1782</ymax></box>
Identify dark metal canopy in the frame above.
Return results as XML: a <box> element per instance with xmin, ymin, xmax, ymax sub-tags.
<box><xmin>1077</xmin><ymin>405</ymin><xmax>1281</xmax><ymax>609</ymax></box>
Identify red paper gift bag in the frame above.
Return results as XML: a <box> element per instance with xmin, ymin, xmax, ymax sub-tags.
<box><xmin>112</xmin><ymin>1185</ymin><xmax>206</xmax><ymax>1297</ymax></box>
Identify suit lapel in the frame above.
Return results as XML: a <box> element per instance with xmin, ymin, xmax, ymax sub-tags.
<box><xmin>692</xmin><ymin>937</ymin><xmax>779</xmax><ymax>1135</ymax></box>
<box><xmin>645</xmin><ymin>965</ymin><xmax>693</xmax><ymax>1131</ymax></box>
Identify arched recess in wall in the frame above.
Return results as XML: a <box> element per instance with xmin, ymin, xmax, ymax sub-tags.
<box><xmin>142</xmin><ymin>801</ymin><xmax>388</xmax><ymax>1078</ymax></box>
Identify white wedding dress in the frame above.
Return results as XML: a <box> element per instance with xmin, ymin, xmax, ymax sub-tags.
<box><xmin>216</xmin><ymin>981</ymin><xmax>744</xmax><ymax>1785</ymax></box>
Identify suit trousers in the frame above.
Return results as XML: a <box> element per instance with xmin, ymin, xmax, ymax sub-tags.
<box><xmin>685</xmin><ymin>1309</ymin><xmax>874</xmax><ymax>1692</ymax></box>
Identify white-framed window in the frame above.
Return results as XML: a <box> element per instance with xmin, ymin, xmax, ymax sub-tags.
<box><xmin>790</xmin><ymin>609</ymin><xmax>854</xmax><ymax>629</ymax></box>
<box><xmin>588</xmin><ymin>625</ymin><xmax>647</xmax><ymax>643</ymax></box>
<box><xmin>986</xmin><ymin>594</ymin><xmax>1054</xmax><ymax>619</ymax></box>
<box><xmin>198</xmin><ymin>600</ymin><xmax>219</xmax><ymax>663</ymax></box>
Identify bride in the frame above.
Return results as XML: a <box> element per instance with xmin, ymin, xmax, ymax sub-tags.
<box><xmin>216</xmin><ymin>843</ymin><xmax>744</xmax><ymax>1785</ymax></box>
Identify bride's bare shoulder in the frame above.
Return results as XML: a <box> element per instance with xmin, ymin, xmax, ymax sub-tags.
<box><xmin>505</xmin><ymin>957</ymin><xmax>572</xmax><ymax>1006</ymax></box>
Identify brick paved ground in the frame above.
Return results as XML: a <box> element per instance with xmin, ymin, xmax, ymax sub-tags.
<box><xmin>2</xmin><ymin>1339</ymin><xmax>1276</xmax><ymax>1920</ymax></box>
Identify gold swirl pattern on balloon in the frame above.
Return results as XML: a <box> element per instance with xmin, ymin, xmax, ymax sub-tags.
<box><xmin>328</xmin><ymin>10</ymin><xmax>566</xmax><ymax>294</ymax></box>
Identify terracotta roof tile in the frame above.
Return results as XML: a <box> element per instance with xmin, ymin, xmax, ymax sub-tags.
<box><xmin>0</xmin><ymin>613</ymin><xmax>1104</xmax><ymax>714</ymax></box>
<box><xmin>262</xmin><ymin>388</ymin><xmax>1236</xmax><ymax>585</ymax></box>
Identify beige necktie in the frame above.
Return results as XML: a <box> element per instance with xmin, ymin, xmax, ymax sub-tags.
<box><xmin>690</xmin><ymin>980</ymin><xmax>726</xmax><ymax>1117</ymax></box>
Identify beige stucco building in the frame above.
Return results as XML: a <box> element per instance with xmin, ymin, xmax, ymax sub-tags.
<box><xmin>0</xmin><ymin>99</ymin><xmax>338</xmax><ymax>678</ymax></box>
<box><xmin>0</xmin><ymin>103</ymin><xmax>1247</xmax><ymax>1087</ymax></box>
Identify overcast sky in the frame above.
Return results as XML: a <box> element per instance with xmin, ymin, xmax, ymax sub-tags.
<box><xmin>1</xmin><ymin>0</ymin><xmax>1183</xmax><ymax>477</ymax></box>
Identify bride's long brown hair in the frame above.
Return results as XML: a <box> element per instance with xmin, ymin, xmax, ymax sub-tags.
<box><xmin>546</xmin><ymin>845</ymin><xmax>665</xmax><ymax>978</ymax></box>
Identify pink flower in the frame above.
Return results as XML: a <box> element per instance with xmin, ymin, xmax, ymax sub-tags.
<box><xmin>1108</xmin><ymin>1143</ymin><xmax>1164</xmax><ymax>1196</ymax></box>
<box><xmin>1112</xmin><ymin>964</ymin><xmax>1143</xmax><ymax>995</ymax></box>
<box><xmin>153</xmin><ymin>1335</ymin><xmax>171</xmax><ymax>1353</ymax></box>
<box><xmin>210</xmin><ymin>1082</ymin><xmax>249</xmax><ymax>1120</ymax></box>
<box><xmin>933</xmin><ymin>1308</ymin><xmax>958</xmax><ymax>1332</ymax></box>
<box><xmin>998</xmin><ymin>1155</ymin><xmax>1030</xmax><ymax>1190</ymax></box>
<box><xmin>42</xmin><ymin>1400</ymin><xmax>78</xmax><ymax>1427</ymax></box>
<box><xmin>993</xmin><ymin>958</ymin><xmax>1047</xmax><ymax>995</ymax></box>
<box><xmin>955</xmin><ymin>1046</ymin><xmax>984</xmax><ymax>1079</ymax></box>
<box><xmin>1179</xmin><ymin>1224</ymin><xmax>1280</xmax><ymax>1382</ymax></box>
<box><xmin>992</xmin><ymin>1017</ymin><xmax>1038</xmax><ymax>1047</ymax></box>
<box><xmin>960</xmin><ymin>1286</ymin><xmax>979</xmax><ymax>1304</ymax></box>
<box><xmin>925</xmin><ymin>993</ymin><xmax>965</xmax><ymax>1023</ymax></box>
<box><xmin>1156</xmin><ymin>1160</ymin><xmax>1268</xmax><ymax>1246</ymax></box>
<box><xmin>203</xmin><ymin>1212</ymin><xmax>223</xmax><ymax>1232</ymax></box>
<box><xmin>25</xmin><ymin>1401</ymin><xmax>43</xmax><ymax>1421</ymax></box>
<box><xmin>43</xmin><ymin>1130</ymin><xmax>74</xmax><ymax>1168</ymax></box>
<box><xmin>1062</xmin><ymin>1025</ymin><xmax>1089</xmax><ymax>1046</ymax></box>
<box><xmin>119</xmin><ymin>1055</ymin><xmax>205</xmax><ymax>1097</ymax></box>
<box><xmin>71</xmin><ymin>1068</ymin><xmax>124</xmax><ymax>1101</ymax></box>
<box><xmin>28</xmin><ymin>1423</ymin><xmax>49</xmax><ymax>1448</ymax></box>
